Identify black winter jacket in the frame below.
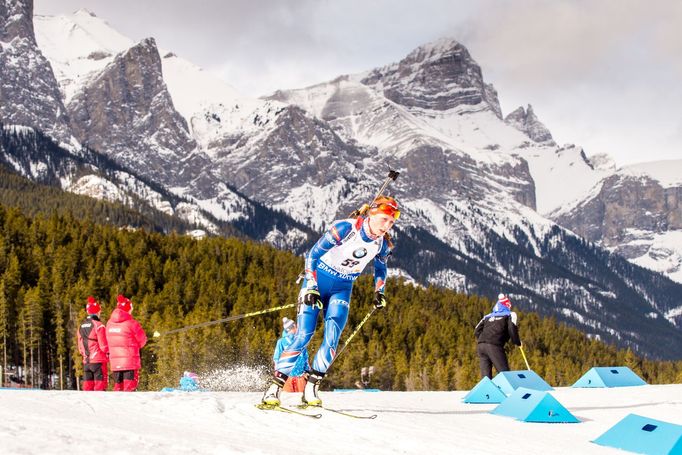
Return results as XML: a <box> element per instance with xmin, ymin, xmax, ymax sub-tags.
<box><xmin>474</xmin><ymin>312</ymin><xmax>521</xmax><ymax>347</ymax></box>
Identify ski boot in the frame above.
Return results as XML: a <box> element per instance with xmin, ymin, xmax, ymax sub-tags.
<box><xmin>262</xmin><ymin>371</ymin><xmax>287</xmax><ymax>406</ymax></box>
<box><xmin>302</xmin><ymin>370</ymin><xmax>324</xmax><ymax>406</ymax></box>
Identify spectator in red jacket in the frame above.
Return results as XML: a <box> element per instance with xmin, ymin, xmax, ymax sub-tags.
<box><xmin>106</xmin><ymin>295</ymin><xmax>147</xmax><ymax>391</ymax></box>
<box><xmin>77</xmin><ymin>296</ymin><xmax>109</xmax><ymax>391</ymax></box>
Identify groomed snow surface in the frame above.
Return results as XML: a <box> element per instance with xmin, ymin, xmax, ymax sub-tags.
<box><xmin>2</xmin><ymin>383</ymin><xmax>681</xmax><ymax>454</ymax></box>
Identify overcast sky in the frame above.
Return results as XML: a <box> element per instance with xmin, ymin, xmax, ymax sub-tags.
<box><xmin>34</xmin><ymin>0</ymin><xmax>681</xmax><ymax>167</ymax></box>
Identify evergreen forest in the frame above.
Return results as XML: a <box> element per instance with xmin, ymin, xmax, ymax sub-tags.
<box><xmin>1</xmin><ymin>199</ymin><xmax>681</xmax><ymax>392</ymax></box>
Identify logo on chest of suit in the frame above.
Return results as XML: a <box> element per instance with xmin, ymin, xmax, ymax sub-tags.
<box><xmin>352</xmin><ymin>247</ymin><xmax>368</xmax><ymax>259</ymax></box>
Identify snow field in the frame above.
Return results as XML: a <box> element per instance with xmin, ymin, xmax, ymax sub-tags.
<box><xmin>1</xmin><ymin>384</ymin><xmax>681</xmax><ymax>454</ymax></box>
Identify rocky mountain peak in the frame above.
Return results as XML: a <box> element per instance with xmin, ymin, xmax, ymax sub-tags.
<box><xmin>587</xmin><ymin>153</ymin><xmax>617</xmax><ymax>173</ymax></box>
<box><xmin>73</xmin><ymin>8</ymin><xmax>97</xmax><ymax>18</ymax></box>
<box><xmin>552</xmin><ymin>170</ymin><xmax>682</xmax><ymax>284</ymax></box>
<box><xmin>124</xmin><ymin>36</ymin><xmax>161</xmax><ymax>67</ymax></box>
<box><xmin>359</xmin><ymin>37</ymin><xmax>502</xmax><ymax>117</ymax></box>
<box><xmin>403</xmin><ymin>37</ymin><xmax>468</xmax><ymax>63</ymax></box>
<box><xmin>504</xmin><ymin>104</ymin><xmax>555</xmax><ymax>144</ymax></box>
<box><xmin>0</xmin><ymin>0</ymin><xmax>35</xmax><ymax>44</ymax></box>
<box><xmin>0</xmin><ymin>0</ymin><xmax>72</xmax><ymax>143</ymax></box>
<box><xmin>66</xmin><ymin>37</ymin><xmax>198</xmax><ymax>184</ymax></box>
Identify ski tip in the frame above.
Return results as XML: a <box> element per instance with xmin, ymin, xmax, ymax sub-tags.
<box><xmin>297</xmin><ymin>404</ymin><xmax>377</xmax><ymax>419</ymax></box>
<box><xmin>255</xmin><ymin>403</ymin><xmax>322</xmax><ymax>419</ymax></box>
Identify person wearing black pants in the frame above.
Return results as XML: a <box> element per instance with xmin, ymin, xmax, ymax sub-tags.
<box><xmin>77</xmin><ymin>296</ymin><xmax>109</xmax><ymax>391</ymax></box>
<box><xmin>474</xmin><ymin>293</ymin><xmax>522</xmax><ymax>379</ymax></box>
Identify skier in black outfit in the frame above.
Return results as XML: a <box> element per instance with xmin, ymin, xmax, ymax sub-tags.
<box><xmin>474</xmin><ymin>293</ymin><xmax>522</xmax><ymax>379</ymax></box>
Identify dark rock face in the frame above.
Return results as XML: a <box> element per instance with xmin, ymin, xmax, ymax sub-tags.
<box><xmin>504</xmin><ymin>104</ymin><xmax>555</xmax><ymax>144</ymax></box>
<box><xmin>554</xmin><ymin>174</ymin><xmax>682</xmax><ymax>251</ymax></box>
<box><xmin>66</xmin><ymin>38</ymin><xmax>200</xmax><ymax>185</ymax></box>
<box><xmin>212</xmin><ymin>104</ymin><xmax>365</xmax><ymax>213</ymax></box>
<box><xmin>361</xmin><ymin>39</ymin><xmax>503</xmax><ymax>117</ymax></box>
<box><xmin>57</xmin><ymin>35</ymin><xmax>314</xmax><ymax>243</ymax></box>
<box><xmin>0</xmin><ymin>0</ymin><xmax>34</xmax><ymax>43</ymax></box>
<box><xmin>247</xmin><ymin>107</ymin><xmax>361</xmax><ymax>187</ymax></box>
<box><xmin>0</xmin><ymin>0</ymin><xmax>71</xmax><ymax>143</ymax></box>
<box><xmin>397</xmin><ymin>144</ymin><xmax>536</xmax><ymax>209</ymax></box>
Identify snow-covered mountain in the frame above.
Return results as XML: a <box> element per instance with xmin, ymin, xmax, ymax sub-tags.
<box><xmin>0</xmin><ymin>6</ymin><xmax>311</xmax><ymax>248</ymax></box>
<box><xmin>0</xmin><ymin>0</ymin><xmax>73</xmax><ymax>146</ymax></box>
<box><xmin>2</xmin><ymin>1</ymin><xmax>681</xmax><ymax>358</ymax></box>
<box><xmin>265</xmin><ymin>39</ymin><xmax>682</xmax><ymax>354</ymax></box>
<box><xmin>516</xmin><ymin>145</ymin><xmax>614</xmax><ymax>215</ymax></box>
<box><xmin>553</xmin><ymin>160</ymin><xmax>682</xmax><ymax>285</ymax></box>
<box><xmin>0</xmin><ymin>120</ymin><xmax>317</xmax><ymax>249</ymax></box>
<box><xmin>504</xmin><ymin>104</ymin><xmax>555</xmax><ymax>145</ymax></box>
<box><xmin>67</xmin><ymin>37</ymin><xmax>200</xmax><ymax>183</ymax></box>
<box><xmin>1</xmin><ymin>124</ymin><xmax>222</xmax><ymax>229</ymax></box>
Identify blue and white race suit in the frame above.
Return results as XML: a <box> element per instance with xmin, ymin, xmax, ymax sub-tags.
<box><xmin>275</xmin><ymin>217</ymin><xmax>392</xmax><ymax>375</ymax></box>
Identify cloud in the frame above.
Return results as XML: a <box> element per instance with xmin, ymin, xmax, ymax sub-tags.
<box><xmin>454</xmin><ymin>0</ymin><xmax>682</xmax><ymax>165</ymax></box>
<box><xmin>204</xmin><ymin>0</ymin><xmax>482</xmax><ymax>95</ymax></box>
<box><xmin>464</xmin><ymin>0</ymin><xmax>679</xmax><ymax>85</ymax></box>
<box><xmin>650</xmin><ymin>1</ymin><xmax>682</xmax><ymax>76</ymax></box>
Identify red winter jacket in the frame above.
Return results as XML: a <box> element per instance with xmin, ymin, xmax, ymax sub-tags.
<box><xmin>77</xmin><ymin>315</ymin><xmax>109</xmax><ymax>364</ymax></box>
<box><xmin>106</xmin><ymin>308</ymin><xmax>147</xmax><ymax>371</ymax></box>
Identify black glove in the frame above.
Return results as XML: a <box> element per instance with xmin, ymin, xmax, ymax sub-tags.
<box><xmin>374</xmin><ymin>291</ymin><xmax>387</xmax><ymax>309</ymax></box>
<box><xmin>303</xmin><ymin>289</ymin><xmax>323</xmax><ymax>309</ymax></box>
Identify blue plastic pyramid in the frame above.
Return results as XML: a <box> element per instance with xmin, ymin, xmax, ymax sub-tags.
<box><xmin>492</xmin><ymin>370</ymin><xmax>553</xmax><ymax>395</ymax></box>
<box><xmin>491</xmin><ymin>387</ymin><xmax>579</xmax><ymax>423</ymax></box>
<box><xmin>463</xmin><ymin>377</ymin><xmax>507</xmax><ymax>404</ymax></box>
<box><xmin>593</xmin><ymin>414</ymin><xmax>682</xmax><ymax>454</ymax></box>
<box><xmin>572</xmin><ymin>366</ymin><xmax>647</xmax><ymax>388</ymax></box>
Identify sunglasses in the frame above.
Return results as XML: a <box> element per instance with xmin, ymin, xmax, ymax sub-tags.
<box><xmin>372</xmin><ymin>203</ymin><xmax>400</xmax><ymax>220</ymax></box>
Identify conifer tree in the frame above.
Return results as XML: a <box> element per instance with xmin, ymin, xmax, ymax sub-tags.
<box><xmin>0</xmin><ymin>279</ymin><xmax>9</xmax><ymax>383</ymax></box>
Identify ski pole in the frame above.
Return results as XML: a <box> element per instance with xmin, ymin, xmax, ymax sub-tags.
<box><xmin>152</xmin><ymin>303</ymin><xmax>296</xmax><ymax>338</ymax></box>
<box><xmin>371</xmin><ymin>169</ymin><xmax>400</xmax><ymax>205</ymax></box>
<box><xmin>519</xmin><ymin>344</ymin><xmax>531</xmax><ymax>370</ymax></box>
<box><xmin>349</xmin><ymin>169</ymin><xmax>400</xmax><ymax>218</ymax></box>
